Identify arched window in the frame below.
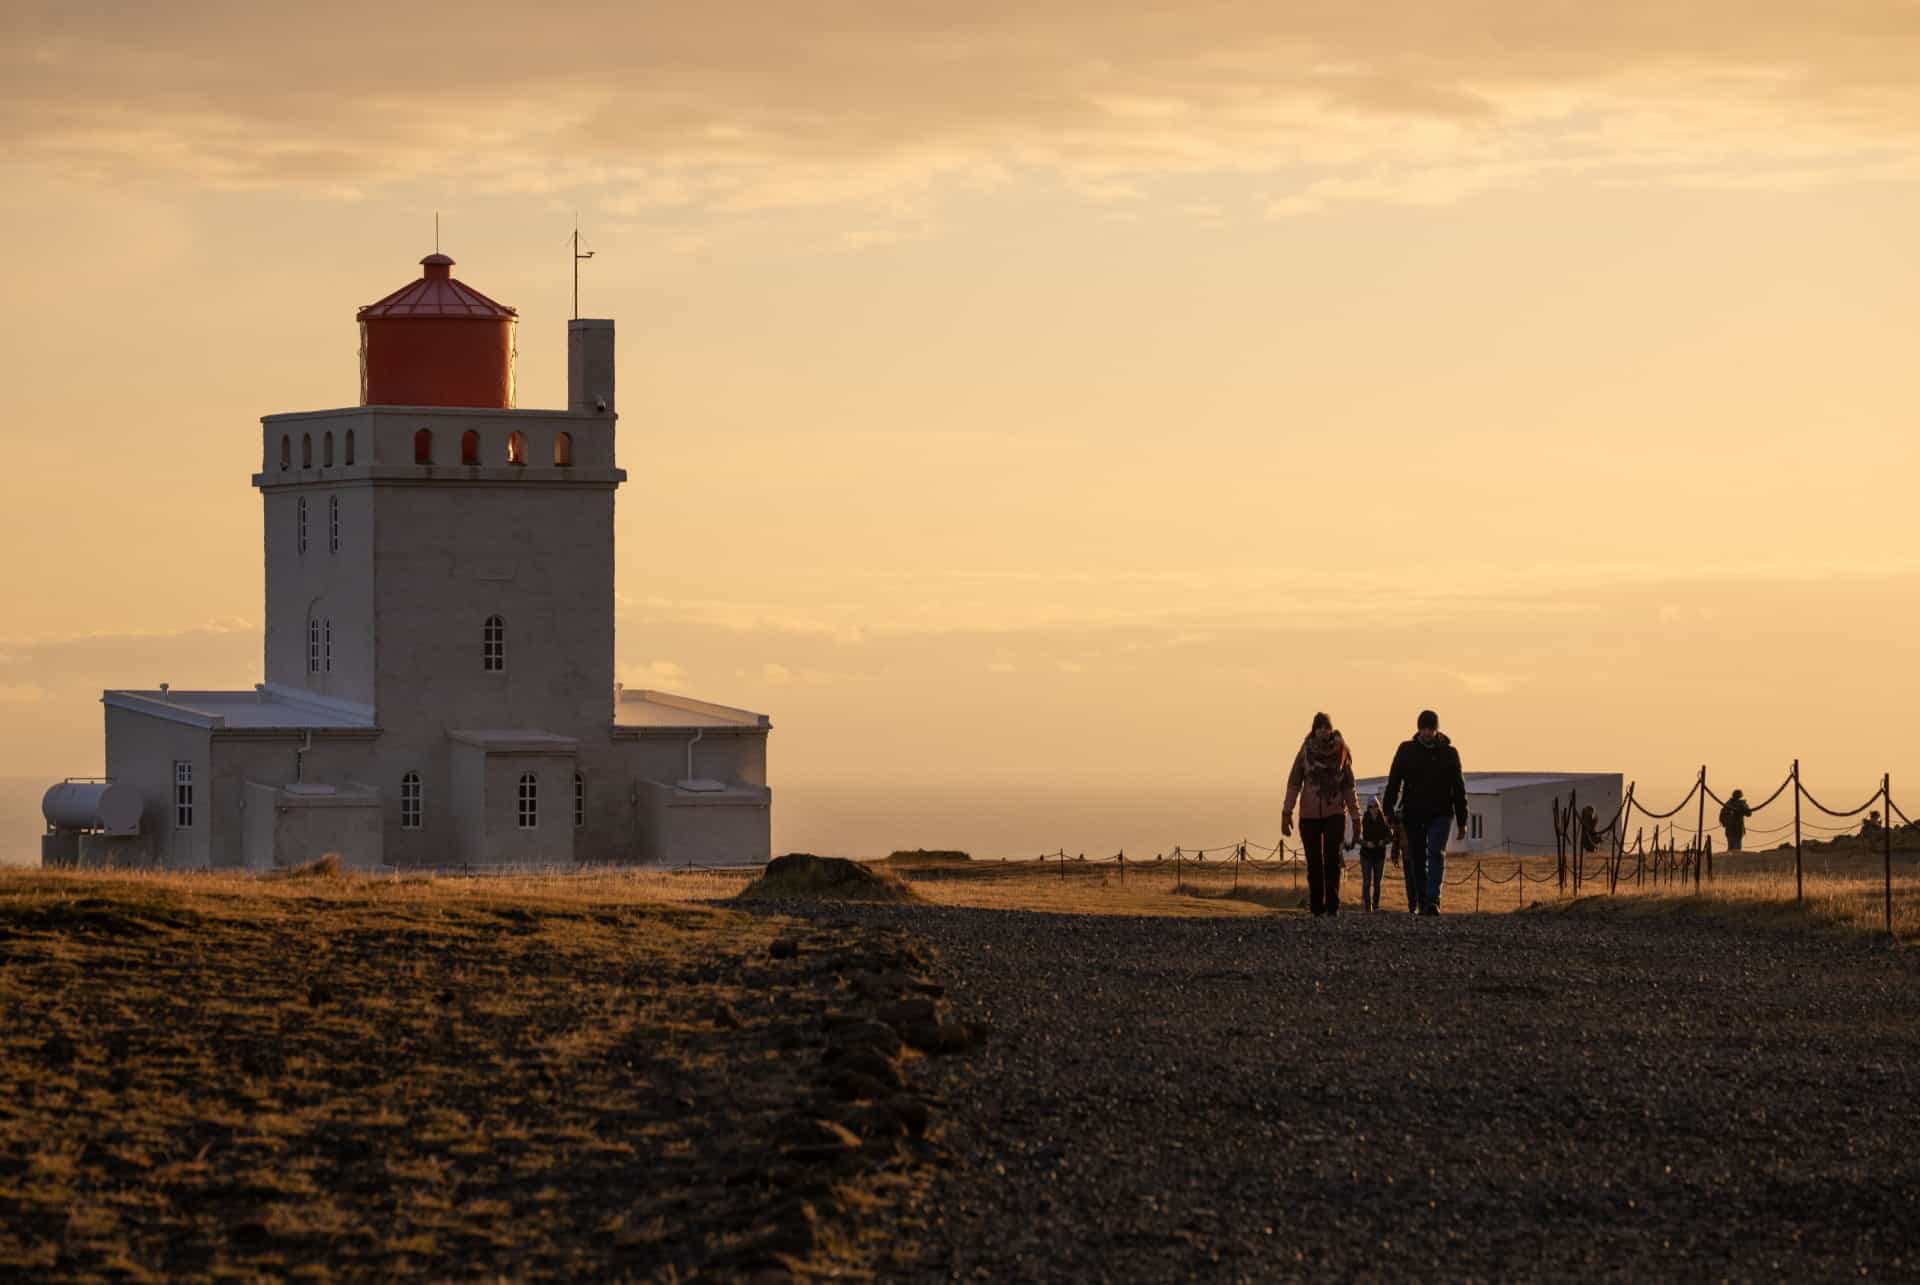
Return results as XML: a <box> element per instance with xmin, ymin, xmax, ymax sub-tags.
<box><xmin>506</xmin><ymin>430</ymin><xmax>527</xmax><ymax>465</ymax></box>
<box><xmin>322</xmin><ymin>618</ymin><xmax>333</xmax><ymax>673</ymax></box>
<box><xmin>414</xmin><ymin>428</ymin><xmax>433</xmax><ymax>464</ymax></box>
<box><xmin>400</xmin><ymin>771</ymin><xmax>421</xmax><ymax>830</ymax></box>
<box><xmin>553</xmin><ymin>432</ymin><xmax>573</xmax><ymax>467</ymax></box>
<box><xmin>302</xmin><ymin>434</ymin><xmax>313</xmax><ymax>468</ymax></box>
<box><xmin>517</xmin><ymin>773</ymin><xmax>538</xmax><ymax>829</ymax></box>
<box><xmin>461</xmin><ymin>429</ymin><xmax>480</xmax><ymax>466</ymax></box>
<box><xmin>344</xmin><ymin>430</ymin><xmax>355</xmax><ymax>466</ymax></box>
<box><xmin>296</xmin><ymin>497</ymin><xmax>308</xmax><ymax>554</ymax></box>
<box><xmin>323</xmin><ymin>432</ymin><xmax>334</xmax><ymax>467</ymax></box>
<box><xmin>307</xmin><ymin>616</ymin><xmax>321</xmax><ymax>674</ymax></box>
<box><xmin>483</xmin><ymin>614</ymin><xmax>505</xmax><ymax>672</ymax></box>
<box><xmin>328</xmin><ymin>495</ymin><xmax>340</xmax><ymax>552</ymax></box>
<box><xmin>573</xmin><ymin>772</ymin><xmax>585</xmax><ymax>828</ymax></box>
<box><xmin>279</xmin><ymin>436</ymin><xmax>291</xmax><ymax>471</ymax></box>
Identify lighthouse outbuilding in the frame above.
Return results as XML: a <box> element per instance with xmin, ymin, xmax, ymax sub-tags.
<box><xmin>45</xmin><ymin>252</ymin><xmax>772</xmax><ymax>870</ymax></box>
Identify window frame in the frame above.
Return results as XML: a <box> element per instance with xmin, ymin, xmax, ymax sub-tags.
<box><xmin>573</xmin><ymin>772</ymin><xmax>585</xmax><ymax>828</ymax></box>
<box><xmin>483</xmin><ymin>614</ymin><xmax>505</xmax><ymax>673</ymax></box>
<box><xmin>174</xmin><ymin>760</ymin><xmax>194</xmax><ymax>829</ymax></box>
<box><xmin>553</xmin><ymin>432</ymin><xmax>573</xmax><ymax>467</ymax></box>
<box><xmin>322</xmin><ymin>617</ymin><xmax>333</xmax><ymax>673</ymax></box>
<box><xmin>517</xmin><ymin>772</ymin><xmax>539</xmax><ymax>830</ymax></box>
<box><xmin>307</xmin><ymin>616</ymin><xmax>321</xmax><ymax>675</ymax></box>
<box><xmin>344</xmin><ymin>430</ymin><xmax>355</xmax><ymax>466</ymax></box>
<box><xmin>400</xmin><ymin>771</ymin><xmax>422</xmax><ymax>830</ymax></box>
<box><xmin>414</xmin><ymin>428</ymin><xmax>433</xmax><ymax>464</ymax></box>
<box><xmin>297</xmin><ymin>496</ymin><xmax>308</xmax><ymax>554</ymax></box>
<box><xmin>328</xmin><ymin>495</ymin><xmax>340</xmax><ymax>553</ymax></box>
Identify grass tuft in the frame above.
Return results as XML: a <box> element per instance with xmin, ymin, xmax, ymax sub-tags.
<box><xmin>733</xmin><ymin>853</ymin><xmax>922</xmax><ymax>903</ymax></box>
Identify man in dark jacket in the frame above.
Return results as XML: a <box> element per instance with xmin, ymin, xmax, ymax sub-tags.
<box><xmin>1381</xmin><ymin>709</ymin><xmax>1469</xmax><ymax>916</ymax></box>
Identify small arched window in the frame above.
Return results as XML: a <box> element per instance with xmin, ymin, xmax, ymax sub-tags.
<box><xmin>322</xmin><ymin>617</ymin><xmax>333</xmax><ymax>673</ymax></box>
<box><xmin>573</xmin><ymin>772</ymin><xmax>585</xmax><ymax>828</ymax></box>
<box><xmin>517</xmin><ymin>773</ymin><xmax>538</xmax><ymax>829</ymax></box>
<box><xmin>506</xmin><ymin>431</ymin><xmax>527</xmax><ymax>465</ymax></box>
<box><xmin>323</xmin><ymin>432</ymin><xmax>334</xmax><ymax>467</ymax></box>
<box><xmin>307</xmin><ymin>615</ymin><xmax>321</xmax><ymax>674</ymax></box>
<box><xmin>302</xmin><ymin>434</ymin><xmax>313</xmax><ymax>468</ymax></box>
<box><xmin>461</xmin><ymin>429</ymin><xmax>480</xmax><ymax>466</ymax></box>
<box><xmin>483</xmin><ymin>614</ymin><xmax>505</xmax><ymax>672</ymax></box>
<box><xmin>414</xmin><ymin>428</ymin><xmax>433</xmax><ymax>464</ymax></box>
<box><xmin>328</xmin><ymin>495</ymin><xmax>340</xmax><ymax>553</ymax></box>
<box><xmin>279</xmin><ymin>436</ymin><xmax>291</xmax><ymax>471</ymax></box>
<box><xmin>400</xmin><ymin>771</ymin><xmax>422</xmax><ymax>830</ymax></box>
<box><xmin>296</xmin><ymin>497</ymin><xmax>308</xmax><ymax>554</ymax></box>
<box><xmin>344</xmin><ymin>430</ymin><xmax>355</xmax><ymax>466</ymax></box>
<box><xmin>553</xmin><ymin>432</ymin><xmax>573</xmax><ymax>467</ymax></box>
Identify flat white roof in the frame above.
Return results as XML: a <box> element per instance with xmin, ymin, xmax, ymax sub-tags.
<box><xmin>1356</xmin><ymin>771</ymin><xmax>1619</xmax><ymax>796</ymax></box>
<box><xmin>615</xmin><ymin>688</ymin><xmax>769</xmax><ymax>730</ymax></box>
<box><xmin>104</xmin><ymin>685</ymin><xmax>376</xmax><ymax>731</ymax></box>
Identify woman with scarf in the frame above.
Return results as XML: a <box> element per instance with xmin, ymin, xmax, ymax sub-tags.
<box><xmin>1281</xmin><ymin>712</ymin><xmax>1363</xmax><ymax>916</ymax></box>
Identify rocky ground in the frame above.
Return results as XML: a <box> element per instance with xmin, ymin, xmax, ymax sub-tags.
<box><xmin>772</xmin><ymin>902</ymin><xmax>1920</xmax><ymax>1281</ymax></box>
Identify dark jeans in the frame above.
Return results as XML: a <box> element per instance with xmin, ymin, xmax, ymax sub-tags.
<box><xmin>1725</xmin><ymin>826</ymin><xmax>1744</xmax><ymax>852</ymax></box>
<box><xmin>1301</xmin><ymin>815</ymin><xmax>1345</xmax><ymax>915</ymax></box>
<box><xmin>1405</xmin><ymin>815</ymin><xmax>1452</xmax><ymax>912</ymax></box>
<box><xmin>1358</xmin><ymin>845</ymin><xmax>1386</xmax><ymax>910</ymax></box>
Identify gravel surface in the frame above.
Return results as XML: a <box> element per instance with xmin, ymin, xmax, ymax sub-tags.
<box><xmin>780</xmin><ymin>906</ymin><xmax>1920</xmax><ymax>1281</ymax></box>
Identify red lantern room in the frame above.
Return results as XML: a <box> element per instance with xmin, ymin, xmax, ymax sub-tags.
<box><xmin>357</xmin><ymin>253</ymin><xmax>518</xmax><ymax>408</ymax></box>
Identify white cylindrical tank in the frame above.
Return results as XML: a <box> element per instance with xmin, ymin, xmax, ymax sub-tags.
<box><xmin>42</xmin><ymin>782</ymin><xmax>143</xmax><ymax>835</ymax></box>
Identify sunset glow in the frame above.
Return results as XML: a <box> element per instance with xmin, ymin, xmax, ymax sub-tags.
<box><xmin>4</xmin><ymin>2</ymin><xmax>1917</xmax><ymax>857</ymax></box>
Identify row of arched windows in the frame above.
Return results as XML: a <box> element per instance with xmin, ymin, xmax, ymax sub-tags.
<box><xmin>276</xmin><ymin>427</ymin><xmax>576</xmax><ymax>470</ymax></box>
<box><xmin>279</xmin><ymin>430</ymin><xmax>355</xmax><ymax>472</ymax></box>
<box><xmin>414</xmin><ymin>428</ymin><xmax>573</xmax><ymax>467</ymax></box>
<box><xmin>396</xmin><ymin>770</ymin><xmax>584</xmax><ymax>832</ymax></box>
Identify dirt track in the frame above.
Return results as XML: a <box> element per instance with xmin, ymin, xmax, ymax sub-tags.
<box><xmin>804</xmin><ymin>904</ymin><xmax>1920</xmax><ymax>1281</ymax></box>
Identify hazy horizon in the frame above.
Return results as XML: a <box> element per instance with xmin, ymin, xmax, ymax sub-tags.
<box><xmin>5</xmin><ymin>3</ymin><xmax>1917</xmax><ymax>856</ymax></box>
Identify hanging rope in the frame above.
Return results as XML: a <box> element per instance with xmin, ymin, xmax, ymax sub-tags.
<box><xmin>1797</xmin><ymin>781</ymin><xmax>1884</xmax><ymax>819</ymax></box>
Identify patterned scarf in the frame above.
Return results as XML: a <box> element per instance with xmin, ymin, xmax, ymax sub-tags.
<box><xmin>1301</xmin><ymin>731</ymin><xmax>1351</xmax><ymax>800</ymax></box>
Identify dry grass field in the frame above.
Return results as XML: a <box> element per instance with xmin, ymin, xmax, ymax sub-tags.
<box><xmin>4</xmin><ymin>839</ymin><xmax>1916</xmax><ymax>1278</ymax></box>
<box><xmin>0</xmin><ymin>866</ymin><xmax>964</xmax><ymax>1280</ymax></box>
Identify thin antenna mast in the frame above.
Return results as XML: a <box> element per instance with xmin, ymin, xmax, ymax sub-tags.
<box><xmin>434</xmin><ymin>211</ymin><xmax>440</xmax><ymax>253</ymax></box>
<box><xmin>571</xmin><ymin>215</ymin><xmax>595</xmax><ymax>319</ymax></box>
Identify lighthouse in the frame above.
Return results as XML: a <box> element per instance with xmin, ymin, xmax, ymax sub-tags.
<box><xmin>43</xmin><ymin>251</ymin><xmax>773</xmax><ymax>870</ymax></box>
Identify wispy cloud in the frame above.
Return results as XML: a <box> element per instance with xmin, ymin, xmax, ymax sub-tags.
<box><xmin>9</xmin><ymin>2</ymin><xmax>1920</xmax><ymax>220</ymax></box>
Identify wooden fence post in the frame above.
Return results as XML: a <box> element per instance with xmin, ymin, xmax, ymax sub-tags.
<box><xmin>1695</xmin><ymin>764</ymin><xmax>1708</xmax><ymax>872</ymax></box>
<box><xmin>1884</xmin><ymin>773</ymin><xmax>1894</xmax><ymax>938</ymax></box>
<box><xmin>1793</xmin><ymin>759</ymin><xmax>1803</xmax><ymax>904</ymax></box>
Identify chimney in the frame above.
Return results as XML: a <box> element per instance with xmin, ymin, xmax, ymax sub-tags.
<box><xmin>568</xmin><ymin>319</ymin><xmax>615</xmax><ymax>414</ymax></box>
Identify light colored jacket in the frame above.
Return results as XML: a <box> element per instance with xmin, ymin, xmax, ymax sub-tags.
<box><xmin>1284</xmin><ymin>736</ymin><xmax>1362</xmax><ymax>823</ymax></box>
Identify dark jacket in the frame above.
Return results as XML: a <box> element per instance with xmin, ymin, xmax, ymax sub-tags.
<box><xmin>1718</xmin><ymin>798</ymin><xmax>1752</xmax><ymax>829</ymax></box>
<box><xmin>1360</xmin><ymin>809</ymin><xmax>1393</xmax><ymax>853</ymax></box>
<box><xmin>1382</xmin><ymin>733</ymin><xmax>1468</xmax><ymax>828</ymax></box>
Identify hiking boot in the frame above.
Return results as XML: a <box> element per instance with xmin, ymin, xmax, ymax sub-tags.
<box><xmin>1419</xmin><ymin>905</ymin><xmax>1439</xmax><ymax>917</ymax></box>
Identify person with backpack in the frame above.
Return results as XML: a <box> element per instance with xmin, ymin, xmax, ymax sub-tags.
<box><xmin>1718</xmin><ymin>790</ymin><xmax>1753</xmax><ymax>852</ymax></box>
<box><xmin>1356</xmin><ymin>796</ymin><xmax>1393</xmax><ymax>912</ymax></box>
<box><xmin>1281</xmin><ymin>712</ymin><xmax>1362</xmax><ymax>917</ymax></box>
<box><xmin>1381</xmin><ymin>709</ymin><xmax>1469</xmax><ymax>916</ymax></box>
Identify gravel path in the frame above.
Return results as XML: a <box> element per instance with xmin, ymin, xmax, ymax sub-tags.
<box><xmin>801</xmin><ymin>906</ymin><xmax>1920</xmax><ymax>1281</ymax></box>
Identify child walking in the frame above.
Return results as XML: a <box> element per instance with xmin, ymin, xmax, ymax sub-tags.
<box><xmin>1357</xmin><ymin>796</ymin><xmax>1392</xmax><ymax>912</ymax></box>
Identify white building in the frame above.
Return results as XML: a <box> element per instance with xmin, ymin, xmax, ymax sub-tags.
<box><xmin>1354</xmin><ymin>771</ymin><xmax>1623</xmax><ymax>856</ymax></box>
<box><xmin>43</xmin><ymin>252</ymin><xmax>772</xmax><ymax>871</ymax></box>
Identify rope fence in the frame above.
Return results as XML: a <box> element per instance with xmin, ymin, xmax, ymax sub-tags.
<box><xmin>1000</xmin><ymin>760</ymin><xmax>1915</xmax><ymax>936</ymax></box>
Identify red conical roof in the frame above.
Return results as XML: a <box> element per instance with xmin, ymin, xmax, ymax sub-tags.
<box><xmin>357</xmin><ymin>254</ymin><xmax>517</xmax><ymax>320</ymax></box>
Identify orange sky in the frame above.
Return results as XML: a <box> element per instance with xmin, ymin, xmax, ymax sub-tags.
<box><xmin>3</xmin><ymin>3</ymin><xmax>1917</xmax><ymax>853</ymax></box>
